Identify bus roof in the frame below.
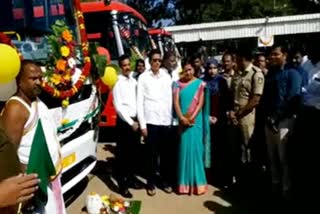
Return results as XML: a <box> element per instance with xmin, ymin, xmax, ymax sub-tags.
<box><xmin>148</xmin><ymin>28</ymin><xmax>172</xmax><ymax>37</ymax></box>
<box><xmin>81</xmin><ymin>1</ymin><xmax>147</xmax><ymax>25</ymax></box>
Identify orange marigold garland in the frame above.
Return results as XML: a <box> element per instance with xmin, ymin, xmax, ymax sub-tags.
<box><xmin>42</xmin><ymin>6</ymin><xmax>91</xmax><ymax>107</ymax></box>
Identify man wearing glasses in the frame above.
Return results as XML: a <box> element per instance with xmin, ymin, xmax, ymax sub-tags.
<box><xmin>137</xmin><ymin>49</ymin><xmax>173</xmax><ymax>196</ymax></box>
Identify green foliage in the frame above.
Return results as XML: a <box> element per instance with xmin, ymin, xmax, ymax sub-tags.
<box><xmin>291</xmin><ymin>0</ymin><xmax>320</xmax><ymax>14</ymax></box>
<box><xmin>51</xmin><ymin>20</ymin><xmax>68</xmax><ymax>36</ymax></box>
<box><xmin>127</xmin><ymin>0</ymin><xmax>319</xmax><ymax>26</ymax></box>
<box><xmin>130</xmin><ymin>49</ymin><xmax>141</xmax><ymax>71</ymax></box>
<box><xmin>126</xmin><ymin>200</ymin><xmax>142</xmax><ymax>214</ymax></box>
<box><xmin>175</xmin><ymin>0</ymin><xmax>297</xmax><ymax>24</ymax></box>
<box><xmin>126</xmin><ymin>0</ymin><xmax>175</xmax><ymax>27</ymax></box>
<box><xmin>88</xmin><ymin>42</ymin><xmax>107</xmax><ymax>77</ymax></box>
<box><xmin>47</xmin><ymin>35</ymin><xmax>60</xmax><ymax>60</ymax></box>
<box><xmin>47</xmin><ymin>20</ymin><xmax>70</xmax><ymax>61</ymax></box>
<box><xmin>94</xmin><ymin>55</ymin><xmax>107</xmax><ymax>77</ymax></box>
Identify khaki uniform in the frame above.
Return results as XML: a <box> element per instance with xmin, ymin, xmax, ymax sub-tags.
<box><xmin>232</xmin><ymin>64</ymin><xmax>264</xmax><ymax>146</ymax></box>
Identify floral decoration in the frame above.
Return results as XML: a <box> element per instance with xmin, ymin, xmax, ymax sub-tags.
<box><xmin>41</xmin><ymin>5</ymin><xmax>91</xmax><ymax>107</ymax></box>
<box><xmin>86</xmin><ymin>192</ymin><xmax>141</xmax><ymax>214</ymax></box>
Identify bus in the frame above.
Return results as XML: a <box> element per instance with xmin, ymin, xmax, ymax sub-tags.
<box><xmin>0</xmin><ymin>0</ymin><xmax>99</xmax><ymax>194</ymax></box>
<box><xmin>148</xmin><ymin>28</ymin><xmax>181</xmax><ymax>58</ymax></box>
<box><xmin>81</xmin><ymin>0</ymin><xmax>152</xmax><ymax>130</ymax></box>
<box><xmin>81</xmin><ymin>0</ymin><xmax>151</xmax><ymax>62</ymax></box>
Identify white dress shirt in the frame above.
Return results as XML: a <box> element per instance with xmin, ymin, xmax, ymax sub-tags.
<box><xmin>113</xmin><ymin>73</ymin><xmax>137</xmax><ymax>126</ymax></box>
<box><xmin>137</xmin><ymin>68</ymin><xmax>173</xmax><ymax>129</ymax></box>
<box><xmin>163</xmin><ymin>67</ymin><xmax>181</xmax><ymax>126</ymax></box>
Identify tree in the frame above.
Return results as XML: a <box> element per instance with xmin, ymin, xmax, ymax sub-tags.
<box><xmin>175</xmin><ymin>0</ymin><xmax>297</xmax><ymax>24</ymax></box>
<box><xmin>125</xmin><ymin>0</ymin><xmax>320</xmax><ymax>26</ymax></box>
<box><xmin>126</xmin><ymin>0</ymin><xmax>175</xmax><ymax>27</ymax></box>
<box><xmin>291</xmin><ymin>0</ymin><xmax>320</xmax><ymax>14</ymax></box>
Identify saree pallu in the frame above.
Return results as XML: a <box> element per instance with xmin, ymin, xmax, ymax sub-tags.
<box><xmin>174</xmin><ymin>79</ymin><xmax>210</xmax><ymax>195</ymax></box>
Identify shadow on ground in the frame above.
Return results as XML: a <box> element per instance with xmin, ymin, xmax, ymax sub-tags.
<box><xmin>91</xmin><ymin>158</ymin><xmax>119</xmax><ymax>193</ymax></box>
<box><xmin>64</xmin><ymin>144</ymin><xmax>119</xmax><ymax>208</ymax></box>
<box><xmin>102</xmin><ymin>143</ymin><xmax>116</xmax><ymax>155</ymax></box>
<box><xmin>203</xmin><ymin>164</ymin><xmax>298</xmax><ymax>214</ymax></box>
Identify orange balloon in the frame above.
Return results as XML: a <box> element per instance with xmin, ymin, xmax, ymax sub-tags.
<box><xmin>97</xmin><ymin>47</ymin><xmax>111</xmax><ymax>64</ymax></box>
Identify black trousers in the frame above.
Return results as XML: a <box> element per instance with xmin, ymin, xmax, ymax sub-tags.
<box><xmin>115</xmin><ymin>117</ymin><xmax>140</xmax><ymax>187</ymax></box>
<box><xmin>211</xmin><ymin>121</ymin><xmax>241</xmax><ymax>187</ymax></box>
<box><xmin>291</xmin><ymin>105</ymin><xmax>320</xmax><ymax>207</ymax></box>
<box><xmin>168</xmin><ymin>125</ymin><xmax>179</xmax><ymax>187</ymax></box>
<box><xmin>145</xmin><ymin>124</ymin><xmax>173</xmax><ymax>187</ymax></box>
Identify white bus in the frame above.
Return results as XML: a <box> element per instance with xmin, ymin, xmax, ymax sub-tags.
<box><xmin>0</xmin><ymin>0</ymin><xmax>99</xmax><ymax>194</ymax></box>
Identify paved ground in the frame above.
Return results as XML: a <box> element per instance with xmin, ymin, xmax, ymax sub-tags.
<box><xmin>65</xmin><ymin>143</ymin><xmax>285</xmax><ymax>214</ymax></box>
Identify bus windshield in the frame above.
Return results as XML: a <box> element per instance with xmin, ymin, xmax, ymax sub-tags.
<box><xmin>163</xmin><ymin>35</ymin><xmax>176</xmax><ymax>53</ymax></box>
<box><xmin>120</xmin><ymin>13</ymin><xmax>150</xmax><ymax>59</ymax></box>
<box><xmin>0</xmin><ymin>0</ymin><xmax>77</xmax><ymax>60</ymax></box>
<box><xmin>84</xmin><ymin>11</ymin><xmax>150</xmax><ymax>60</ymax></box>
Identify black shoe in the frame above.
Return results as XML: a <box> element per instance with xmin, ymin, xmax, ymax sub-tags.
<box><xmin>129</xmin><ymin>177</ymin><xmax>145</xmax><ymax>190</ymax></box>
<box><xmin>146</xmin><ymin>184</ymin><xmax>156</xmax><ymax>196</ymax></box>
<box><xmin>159</xmin><ymin>182</ymin><xmax>173</xmax><ymax>194</ymax></box>
<box><xmin>119</xmin><ymin>187</ymin><xmax>133</xmax><ymax>198</ymax></box>
<box><xmin>130</xmin><ymin>181</ymin><xmax>144</xmax><ymax>190</ymax></box>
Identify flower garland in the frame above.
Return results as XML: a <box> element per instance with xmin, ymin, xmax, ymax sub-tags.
<box><xmin>41</xmin><ymin>5</ymin><xmax>91</xmax><ymax>108</ymax></box>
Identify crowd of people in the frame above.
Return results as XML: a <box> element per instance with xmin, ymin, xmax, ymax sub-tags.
<box><xmin>0</xmin><ymin>39</ymin><xmax>319</xmax><ymax>213</ymax></box>
<box><xmin>112</xmin><ymin>40</ymin><xmax>320</xmax><ymax>211</ymax></box>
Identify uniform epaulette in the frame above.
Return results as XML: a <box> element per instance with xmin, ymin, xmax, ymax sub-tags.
<box><xmin>252</xmin><ymin>65</ymin><xmax>262</xmax><ymax>73</ymax></box>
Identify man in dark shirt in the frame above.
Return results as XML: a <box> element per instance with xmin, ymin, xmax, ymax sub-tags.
<box><xmin>132</xmin><ymin>59</ymin><xmax>145</xmax><ymax>80</ymax></box>
<box><xmin>263</xmin><ymin>45</ymin><xmax>302</xmax><ymax>201</ymax></box>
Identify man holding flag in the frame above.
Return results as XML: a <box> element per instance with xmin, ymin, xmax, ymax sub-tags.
<box><xmin>2</xmin><ymin>60</ymin><xmax>66</xmax><ymax>213</ymax></box>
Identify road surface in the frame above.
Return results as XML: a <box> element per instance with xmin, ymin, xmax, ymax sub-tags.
<box><xmin>65</xmin><ymin>143</ymin><xmax>284</xmax><ymax>214</ymax></box>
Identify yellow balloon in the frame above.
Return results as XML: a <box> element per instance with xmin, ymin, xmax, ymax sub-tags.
<box><xmin>0</xmin><ymin>44</ymin><xmax>21</xmax><ymax>84</ymax></box>
<box><xmin>101</xmin><ymin>64</ymin><xmax>118</xmax><ymax>88</ymax></box>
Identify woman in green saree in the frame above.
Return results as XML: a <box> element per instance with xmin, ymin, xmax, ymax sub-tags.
<box><xmin>173</xmin><ymin>60</ymin><xmax>210</xmax><ymax>195</ymax></box>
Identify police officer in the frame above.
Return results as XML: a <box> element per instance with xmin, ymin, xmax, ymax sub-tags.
<box><xmin>229</xmin><ymin>49</ymin><xmax>265</xmax><ymax>164</ymax></box>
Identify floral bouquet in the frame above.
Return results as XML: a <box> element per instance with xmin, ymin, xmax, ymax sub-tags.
<box><xmin>45</xmin><ymin>20</ymin><xmax>78</xmax><ymax>91</ymax></box>
<box><xmin>41</xmin><ymin>19</ymin><xmax>91</xmax><ymax>108</ymax></box>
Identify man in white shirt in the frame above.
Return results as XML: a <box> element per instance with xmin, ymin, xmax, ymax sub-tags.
<box><xmin>163</xmin><ymin>51</ymin><xmax>181</xmax><ymax>82</ymax></box>
<box><xmin>113</xmin><ymin>55</ymin><xmax>142</xmax><ymax>198</ymax></box>
<box><xmin>162</xmin><ymin>51</ymin><xmax>181</xmax><ymax>186</ymax></box>
<box><xmin>137</xmin><ymin>49</ymin><xmax>173</xmax><ymax>196</ymax></box>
